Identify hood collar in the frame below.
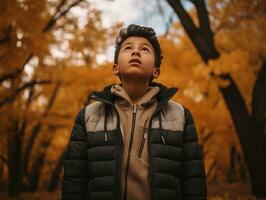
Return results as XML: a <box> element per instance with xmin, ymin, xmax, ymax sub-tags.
<box><xmin>89</xmin><ymin>82</ymin><xmax>178</xmax><ymax>113</ymax></box>
<box><xmin>110</xmin><ymin>84</ymin><xmax>160</xmax><ymax>107</ymax></box>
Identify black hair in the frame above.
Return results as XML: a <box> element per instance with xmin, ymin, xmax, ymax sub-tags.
<box><xmin>114</xmin><ymin>24</ymin><xmax>163</xmax><ymax>68</ymax></box>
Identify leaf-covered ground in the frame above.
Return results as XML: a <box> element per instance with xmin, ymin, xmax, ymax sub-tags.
<box><xmin>1</xmin><ymin>183</ymin><xmax>265</xmax><ymax>200</ymax></box>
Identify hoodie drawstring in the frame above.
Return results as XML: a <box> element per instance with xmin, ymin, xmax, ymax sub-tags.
<box><xmin>104</xmin><ymin>104</ymin><xmax>108</xmax><ymax>142</ymax></box>
<box><xmin>158</xmin><ymin>112</ymin><xmax>166</xmax><ymax>144</ymax></box>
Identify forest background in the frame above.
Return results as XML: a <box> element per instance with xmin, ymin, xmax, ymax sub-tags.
<box><xmin>0</xmin><ymin>0</ymin><xmax>265</xmax><ymax>199</ymax></box>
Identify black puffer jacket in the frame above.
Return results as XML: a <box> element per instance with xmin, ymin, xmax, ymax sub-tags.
<box><xmin>62</xmin><ymin>83</ymin><xmax>207</xmax><ymax>200</ymax></box>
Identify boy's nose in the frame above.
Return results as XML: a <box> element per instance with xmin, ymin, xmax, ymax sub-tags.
<box><xmin>131</xmin><ymin>50</ymin><xmax>141</xmax><ymax>57</ymax></box>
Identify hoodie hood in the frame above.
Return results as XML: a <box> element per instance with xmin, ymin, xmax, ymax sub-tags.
<box><xmin>89</xmin><ymin>82</ymin><xmax>178</xmax><ymax>112</ymax></box>
<box><xmin>110</xmin><ymin>84</ymin><xmax>160</xmax><ymax>108</ymax></box>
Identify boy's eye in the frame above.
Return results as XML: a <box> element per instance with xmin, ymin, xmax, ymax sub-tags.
<box><xmin>142</xmin><ymin>47</ymin><xmax>150</xmax><ymax>53</ymax></box>
<box><xmin>124</xmin><ymin>46</ymin><xmax>132</xmax><ymax>51</ymax></box>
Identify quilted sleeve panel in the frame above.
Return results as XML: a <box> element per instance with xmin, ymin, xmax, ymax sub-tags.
<box><xmin>180</xmin><ymin>107</ymin><xmax>207</xmax><ymax>200</ymax></box>
<box><xmin>62</xmin><ymin>108</ymin><xmax>88</xmax><ymax>200</ymax></box>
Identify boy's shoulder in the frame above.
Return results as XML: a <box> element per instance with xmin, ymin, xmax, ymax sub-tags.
<box><xmin>85</xmin><ymin>101</ymin><xmax>104</xmax><ymax>111</ymax></box>
<box><xmin>84</xmin><ymin>101</ymin><xmax>105</xmax><ymax>119</ymax></box>
<box><xmin>166</xmin><ymin>100</ymin><xmax>196</xmax><ymax>128</ymax></box>
<box><xmin>167</xmin><ymin>100</ymin><xmax>184</xmax><ymax>111</ymax></box>
<box><xmin>160</xmin><ymin>100</ymin><xmax>186</xmax><ymax>128</ymax></box>
<box><xmin>163</xmin><ymin>100</ymin><xmax>185</xmax><ymax>117</ymax></box>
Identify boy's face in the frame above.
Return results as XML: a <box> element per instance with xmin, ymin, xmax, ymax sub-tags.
<box><xmin>113</xmin><ymin>36</ymin><xmax>160</xmax><ymax>83</ymax></box>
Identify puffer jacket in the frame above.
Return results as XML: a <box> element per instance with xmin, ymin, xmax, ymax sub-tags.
<box><xmin>62</xmin><ymin>82</ymin><xmax>207</xmax><ymax>200</ymax></box>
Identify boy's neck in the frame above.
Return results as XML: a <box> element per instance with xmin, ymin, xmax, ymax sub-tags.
<box><xmin>121</xmin><ymin>80</ymin><xmax>150</xmax><ymax>105</ymax></box>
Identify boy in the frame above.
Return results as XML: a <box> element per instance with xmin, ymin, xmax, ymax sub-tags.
<box><xmin>62</xmin><ymin>24</ymin><xmax>207</xmax><ymax>200</ymax></box>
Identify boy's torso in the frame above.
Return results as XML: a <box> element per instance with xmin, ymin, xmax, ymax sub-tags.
<box><xmin>84</xmin><ymin>83</ymin><xmax>185</xmax><ymax>200</ymax></box>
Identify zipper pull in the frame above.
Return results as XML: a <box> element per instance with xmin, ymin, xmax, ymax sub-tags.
<box><xmin>144</xmin><ymin>132</ymin><xmax>147</xmax><ymax>140</ymax></box>
<box><xmin>133</xmin><ymin>105</ymin><xmax>137</xmax><ymax>113</ymax></box>
<box><xmin>120</xmin><ymin>124</ymin><xmax>124</xmax><ymax>139</ymax></box>
<box><xmin>161</xmin><ymin>135</ymin><xmax>166</xmax><ymax>144</ymax></box>
<box><xmin>138</xmin><ymin>131</ymin><xmax>147</xmax><ymax>158</ymax></box>
<box><xmin>104</xmin><ymin>132</ymin><xmax>108</xmax><ymax>142</ymax></box>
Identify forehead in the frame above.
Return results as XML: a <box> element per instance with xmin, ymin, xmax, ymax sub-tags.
<box><xmin>121</xmin><ymin>36</ymin><xmax>152</xmax><ymax>47</ymax></box>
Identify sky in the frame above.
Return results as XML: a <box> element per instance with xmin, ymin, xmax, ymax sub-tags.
<box><xmin>88</xmin><ymin>0</ymin><xmax>174</xmax><ymax>64</ymax></box>
<box><xmin>89</xmin><ymin>0</ymin><xmax>174</xmax><ymax>34</ymax></box>
<box><xmin>71</xmin><ymin>0</ymin><xmax>193</xmax><ymax>64</ymax></box>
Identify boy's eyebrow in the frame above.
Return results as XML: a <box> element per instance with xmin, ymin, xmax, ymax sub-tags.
<box><xmin>142</xmin><ymin>42</ymin><xmax>152</xmax><ymax>48</ymax></box>
<box><xmin>121</xmin><ymin>42</ymin><xmax>132</xmax><ymax>48</ymax></box>
<box><xmin>121</xmin><ymin>42</ymin><xmax>152</xmax><ymax>48</ymax></box>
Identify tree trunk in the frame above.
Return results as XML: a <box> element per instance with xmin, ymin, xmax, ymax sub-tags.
<box><xmin>252</xmin><ymin>60</ymin><xmax>266</xmax><ymax>132</ymax></box>
<box><xmin>165</xmin><ymin>0</ymin><xmax>266</xmax><ymax>197</ymax></box>
<box><xmin>250</xmin><ymin>60</ymin><xmax>266</xmax><ymax>197</ymax></box>
<box><xmin>219</xmin><ymin>73</ymin><xmax>266</xmax><ymax>197</ymax></box>
<box><xmin>27</xmin><ymin>154</ymin><xmax>45</xmax><ymax>191</ymax></box>
<box><xmin>0</xmin><ymin>162</ymin><xmax>4</xmax><ymax>192</ymax></box>
<box><xmin>47</xmin><ymin>150</ymin><xmax>66</xmax><ymax>192</ymax></box>
<box><xmin>27</xmin><ymin>136</ymin><xmax>53</xmax><ymax>191</ymax></box>
<box><xmin>227</xmin><ymin>144</ymin><xmax>237</xmax><ymax>182</ymax></box>
<box><xmin>7</xmin><ymin>121</ymin><xmax>22</xmax><ymax>196</ymax></box>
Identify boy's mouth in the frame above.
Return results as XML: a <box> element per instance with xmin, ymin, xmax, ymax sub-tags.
<box><xmin>129</xmin><ymin>58</ymin><xmax>142</xmax><ymax>65</ymax></box>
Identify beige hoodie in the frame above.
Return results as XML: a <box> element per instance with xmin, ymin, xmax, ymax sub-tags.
<box><xmin>111</xmin><ymin>84</ymin><xmax>160</xmax><ymax>200</ymax></box>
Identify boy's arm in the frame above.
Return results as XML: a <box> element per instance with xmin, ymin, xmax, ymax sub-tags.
<box><xmin>62</xmin><ymin>108</ymin><xmax>88</xmax><ymax>200</ymax></box>
<box><xmin>181</xmin><ymin>107</ymin><xmax>207</xmax><ymax>200</ymax></box>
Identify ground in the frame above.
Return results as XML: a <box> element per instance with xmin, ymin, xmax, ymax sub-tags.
<box><xmin>0</xmin><ymin>183</ymin><xmax>265</xmax><ymax>200</ymax></box>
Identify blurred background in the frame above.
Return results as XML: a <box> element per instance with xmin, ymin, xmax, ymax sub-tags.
<box><xmin>0</xmin><ymin>0</ymin><xmax>265</xmax><ymax>199</ymax></box>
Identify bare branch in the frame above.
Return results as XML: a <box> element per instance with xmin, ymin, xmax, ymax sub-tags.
<box><xmin>44</xmin><ymin>81</ymin><xmax>61</xmax><ymax>114</ymax></box>
<box><xmin>156</xmin><ymin>0</ymin><xmax>167</xmax><ymax>24</ymax></box>
<box><xmin>163</xmin><ymin>15</ymin><xmax>174</xmax><ymax>37</ymax></box>
<box><xmin>165</xmin><ymin>0</ymin><xmax>219</xmax><ymax>62</ymax></box>
<box><xmin>42</xmin><ymin>0</ymin><xmax>84</xmax><ymax>32</ymax></box>
<box><xmin>0</xmin><ymin>24</ymin><xmax>12</xmax><ymax>44</ymax></box>
<box><xmin>48</xmin><ymin>112</ymin><xmax>72</xmax><ymax>119</ymax></box>
<box><xmin>166</xmin><ymin>0</ymin><xmax>198</xmax><ymax>34</ymax></box>
<box><xmin>47</xmin><ymin>149</ymin><xmax>66</xmax><ymax>191</ymax></box>
<box><xmin>0</xmin><ymin>68</ymin><xmax>23</xmax><ymax>83</ymax></box>
<box><xmin>190</xmin><ymin>0</ymin><xmax>214</xmax><ymax>44</ymax></box>
<box><xmin>202</xmin><ymin>131</ymin><xmax>212</xmax><ymax>142</ymax></box>
<box><xmin>25</xmin><ymin>84</ymin><xmax>35</xmax><ymax>108</ymax></box>
<box><xmin>0</xmin><ymin>53</ymin><xmax>34</xmax><ymax>83</ymax></box>
<box><xmin>55</xmin><ymin>0</ymin><xmax>68</xmax><ymax>14</ymax></box>
<box><xmin>207</xmin><ymin>159</ymin><xmax>217</xmax><ymax>178</ymax></box>
<box><xmin>16</xmin><ymin>80</ymin><xmax>51</xmax><ymax>94</ymax></box>
<box><xmin>0</xmin><ymin>79</ymin><xmax>51</xmax><ymax>107</ymax></box>
<box><xmin>0</xmin><ymin>153</ymin><xmax>8</xmax><ymax>165</ymax></box>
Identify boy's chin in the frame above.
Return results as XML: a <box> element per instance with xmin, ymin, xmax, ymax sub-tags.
<box><xmin>121</xmin><ymin>72</ymin><xmax>152</xmax><ymax>82</ymax></box>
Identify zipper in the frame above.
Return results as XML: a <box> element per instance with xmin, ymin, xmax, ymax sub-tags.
<box><xmin>138</xmin><ymin>131</ymin><xmax>147</xmax><ymax>158</ymax></box>
<box><xmin>123</xmin><ymin>105</ymin><xmax>137</xmax><ymax>200</ymax></box>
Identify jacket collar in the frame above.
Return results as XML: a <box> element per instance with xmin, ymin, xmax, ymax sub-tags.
<box><xmin>88</xmin><ymin>82</ymin><xmax>178</xmax><ymax>114</ymax></box>
<box><xmin>110</xmin><ymin>84</ymin><xmax>160</xmax><ymax>107</ymax></box>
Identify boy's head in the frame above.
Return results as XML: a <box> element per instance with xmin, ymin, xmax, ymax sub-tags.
<box><xmin>113</xmin><ymin>24</ymin><xmax>163</xmax><ymax>84</ymax></box>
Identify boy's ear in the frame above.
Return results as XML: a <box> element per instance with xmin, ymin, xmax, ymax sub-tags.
<box><xmin>153</xmin><ymin>68</ymin><xmax>160</xmax><ymax>79</ymax></box>
<box><xmin>113</xmin><ymin>64</ymin><xmax>119</xmax><ymax>76</ymax></box>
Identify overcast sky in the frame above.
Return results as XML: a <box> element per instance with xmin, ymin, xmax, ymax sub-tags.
<box><xmin>71</xmin><ymin>0</ymin><xmax>192</xmax><ymax>64</ymax></box>
<box><xmin>90</xmin><ymin>0</ymin><xmax>178</xmax><ymax>34</ymax></box>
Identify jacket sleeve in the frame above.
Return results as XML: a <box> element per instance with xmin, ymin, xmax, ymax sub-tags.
<box><xmin>180</xmin><ymin>107</ymin><xmax>207</xmax><ymax>200</ymax></box>
<box><xmin>62</xmin><ymin>108</ymin><xmax>88</xmax><ymax>200</ymax></box>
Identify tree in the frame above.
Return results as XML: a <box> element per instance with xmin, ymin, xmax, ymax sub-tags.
<box><xmin>0</xmin><ymin>0</ymin><xmax>118</xmax><ymax>196</ymax></box>
<box><xmin>165</xmin><ymin>0</ymin><xmax>266</xmax><ymax>197</ymax></box>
